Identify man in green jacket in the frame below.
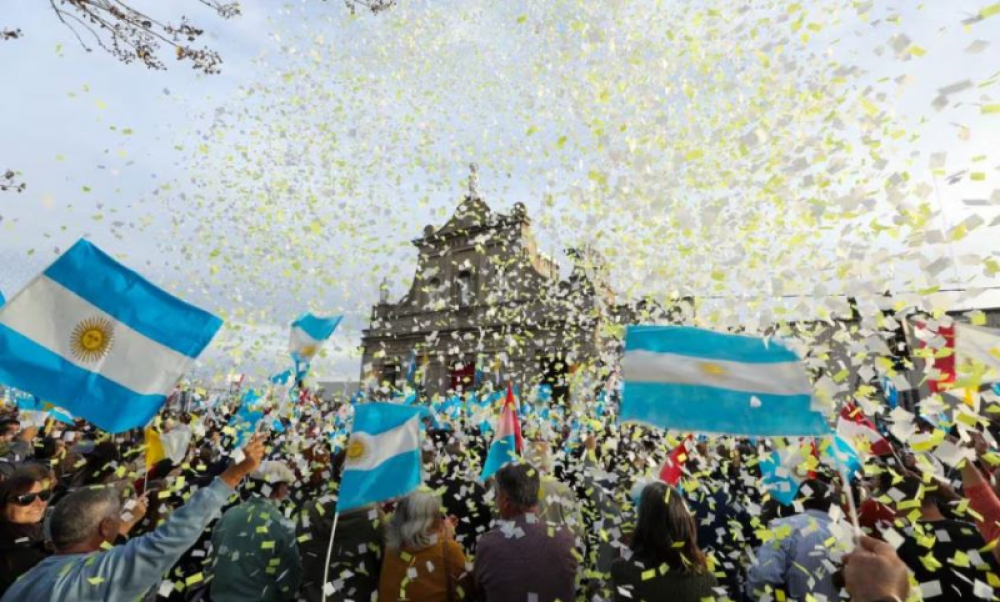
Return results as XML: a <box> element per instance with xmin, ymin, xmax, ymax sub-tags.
<box><xmin>210</xmin><ymin>460</ymin><xmax>302</xmax><ymax>601</ymax></box>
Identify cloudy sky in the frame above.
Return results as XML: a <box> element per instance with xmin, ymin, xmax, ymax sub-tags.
<box><xmin>1</xmin><ymin>0</ymin><xmax>998</xmax><ymax>382</ymax></box>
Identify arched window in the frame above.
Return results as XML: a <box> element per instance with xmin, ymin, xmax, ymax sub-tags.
<box><xmin>427</xmin><ymin>278</ymin><xmax>442</xmax><ymax>307</ymax></box>
<box><xmin>457</xmin><ymin>271</ymin><xmax>473</xmax><ymax>307</ymax></box>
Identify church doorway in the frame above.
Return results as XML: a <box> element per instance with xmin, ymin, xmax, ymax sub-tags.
<box><xmin>450</xmin><ymin>359</ymin><xmax>476</xmax><ymax>393</ymax></box>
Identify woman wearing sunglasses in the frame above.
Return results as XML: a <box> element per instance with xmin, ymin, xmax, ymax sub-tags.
<box><xmin>0</xmin><ymin>464</ymin><xmax>54</xmax><ymax>597</ymax></box>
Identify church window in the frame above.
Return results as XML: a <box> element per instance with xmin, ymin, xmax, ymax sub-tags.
<box><xmin>457</xmin><ymin>271</ymin><xmax>473</xmax><ymax>307</ymax></box>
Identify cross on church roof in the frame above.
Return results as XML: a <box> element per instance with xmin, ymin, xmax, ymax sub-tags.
<box><xmin>468</xmin><ymin>162</ymin><xmax>479</xmax><ymax>199</ymax></box>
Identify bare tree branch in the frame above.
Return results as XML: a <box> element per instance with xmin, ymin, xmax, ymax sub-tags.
<box><xmin>1</xmin><ymin>171</ymin><xmax>26</xmax><ymax>194</ymax></box>
<box><xmin>343</xmin><ymin>0</ymin><xmax>396</xmax><ymax>14</ymax></box>
<box><xmin>48</xmin><ymin>0</ymin><xmax>238</xmax><ymax>73</ymax></box>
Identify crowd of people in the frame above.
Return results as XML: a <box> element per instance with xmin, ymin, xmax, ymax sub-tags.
<box><xmin>0</xmin><ymin>386</ymin><xmax>992</xmax><ymax>602</ymax></box>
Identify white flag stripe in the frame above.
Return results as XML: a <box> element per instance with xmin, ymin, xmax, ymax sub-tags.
<box><xmin>344</xmin><ymin>416</ymin><xmax>420</xmax><ymax>472</ymax></box>
<box><xmin>0</xmin><ymin>276</ymin><xmax>192</xmax><ymax>396</ymax></box>
<box><xmin>622</xmin><ymin>350</ymin><xmax>811</xmax><ymax>396</ymax></box>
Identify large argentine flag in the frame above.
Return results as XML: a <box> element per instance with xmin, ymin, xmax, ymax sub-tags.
<box><xmin>621</xmin><ymin>326</ymin><xmax>830</xmax><ymax>436</ymax></box>
<box><xmin>289</xmin><ymin>313</ymin><xmax>342</xmax><ymax>362</ymax></box>
<box><xmin>339</xmin><ymin>403</ymin><xmax>426</xmax><ymax>511</ymax></box>
<box><xmin>0</xmin><ymin>240</ymin><xmax>222</xmax><ymax>433</ymax></box>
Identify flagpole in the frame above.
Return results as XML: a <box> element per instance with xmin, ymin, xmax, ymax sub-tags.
<box><xmin>320</xmin><ymin>511</ymin><xmax>341</xmax><ymax>602</ymax></box>
<box><xmin>829</xmin><ymin>434</ymin><xmax>862</xmax><ymax>542</ymax></box>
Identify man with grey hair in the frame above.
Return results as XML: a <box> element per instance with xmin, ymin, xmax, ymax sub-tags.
<box><xmin>472</xmin><ymin>461</ymin><xmax>578</xmax><ymax>602</ymax></box>
<box><xmin>1</xmin><ymin>434</ymin><xmax>268</xmax><ymax>602</ymax></box>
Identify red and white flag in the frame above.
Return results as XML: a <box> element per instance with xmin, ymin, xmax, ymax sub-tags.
<box><xmin>911</xmin><ymin>319</ymin><xmax>1000</xmax><ymax>393</ymax></box>
<box><xmin>659</xmin><ymin>435</ymin><xmax>693</xmax><ymax>485</ymax></box>
<box><xmin>837</xmin><ymin>402</ymin><xmax>892</xmax><ymax>456</ymax></box>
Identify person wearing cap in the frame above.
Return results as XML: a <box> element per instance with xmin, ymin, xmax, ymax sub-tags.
<box><xmin>209</xmin><ymin>459</ymin><xmax>302</xmax><ymax>602</ymax></box>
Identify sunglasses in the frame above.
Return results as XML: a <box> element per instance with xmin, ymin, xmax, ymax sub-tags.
<box><xmin>14</xmin><ymin>489</ymin><xmax>52</xmax><ymax>506</ymax></box>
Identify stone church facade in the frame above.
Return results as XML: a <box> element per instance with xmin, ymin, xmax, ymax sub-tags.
<box><xmin>359</xmin><ymin>166</ymin><xmax>673</xmax><ymax>401</ymax></box>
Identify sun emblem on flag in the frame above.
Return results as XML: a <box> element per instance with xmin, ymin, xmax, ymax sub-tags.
<box><xmin>300</xmin><ymin>345</ymin><xmax>317</xmax><ymax>358</ymax></box>
<box><xmin>345</xmin><ymin>432</ymin><xmax>373</xmax><ymax>466</ymax></box>
<box><xmin>70</xmin><ymin>317</ymin><xmax>115</xmax><ymax>362</ymax></box>
<box><xmin>699</xmin><ymin>362</ymin><xmax>727</xmax><ymax>376</ymax></box>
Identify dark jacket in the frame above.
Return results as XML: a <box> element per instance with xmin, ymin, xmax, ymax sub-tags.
<box><xmin>298</xmin><ymin>502</ymin><xmax>383</xmax><ymax>602</ymax></box>
<box><xmin>0</xmin><ymin>520</ymin><xmax>50</xmax><ymax>597</ymax></box>
<box><xmin>611</xmin><ymin>554</ymin><xmax>719</xmax><ymax>602</ymax></box>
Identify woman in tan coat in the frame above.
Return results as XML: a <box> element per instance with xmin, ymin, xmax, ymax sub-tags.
<box><xmin>379</xmin><ymin>490</ymin><xmax>469</xmax><ymax>602</ymax></box>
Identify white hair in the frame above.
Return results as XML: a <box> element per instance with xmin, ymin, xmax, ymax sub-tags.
<box><xmin>385</xmin><ymin>491</ymin><xmax>442</xmax><ymax>552</ymax></box>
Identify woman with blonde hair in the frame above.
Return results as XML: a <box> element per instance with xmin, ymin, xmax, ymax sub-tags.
<box><xmin>379</xmin><ymin>490</ymin><xmax>468</xmax><ymax>602</ymax></box>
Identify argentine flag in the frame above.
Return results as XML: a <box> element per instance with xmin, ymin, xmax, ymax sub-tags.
<box><xmin>339</xmin><ymin>403</ymin><xmax>426</xmax><ymax>511</ymax></box>
<box><xmin>289</xmin><ymin>312</ymin><xmax>342</xmax><ymax>363</ymax></box>
<box><xmin>0</xmin><ymin>239</ymin><xmax>222</xmax><ymax>433</ymax></box>
<box><xmin>621</xmin><ymin>326</ymin><xmax>830</xmax><ymax>436</ymax></box>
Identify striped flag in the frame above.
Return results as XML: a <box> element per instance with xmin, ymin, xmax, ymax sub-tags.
<box><xmin>289</xmin><ymin>313</ymin><xmax>342</xmax><ymax>363</ymax></box>
<box><xmin>0</xmin><ymin>240</ymin><xmax>222</xmax><ymax>433</ymax></box>
<box><xmin>621</xmin><ymin>326</ymin><xmax>829</xmax><ymax>436</ymax></box>
<box><xmin>480</xmin><ymin>383</ymin><xmax>522</xmax><ymax>481</ymax></box>
<box><xmin>339</xmin><ymin>403</ymin><xmax>426</xmax><ymax>511</ymax></box>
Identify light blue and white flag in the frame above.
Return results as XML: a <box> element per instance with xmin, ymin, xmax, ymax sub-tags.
<box><xmin>0</xmin><ymin>239</ymin><xmax>222</xmax><ymax>433</ymax></box>
<box><xmin>338</xmin><ymin>403</ymin><xmax>426</xmax><ymax>511</ymax></box>
<box><xmin>760</xmin><ymin>446</ymin><xmax>806</xmax><ymax>506</ymax></box>
<box><xmin>620</xmin><ymin>326</ymin><xmax>830</xmax><ymax>436</ymax></box>
<box><xmin>0</xmin><ymin>288</ymin><xmax>5</xmax><ymax>307</ymax></box>
<box><xmin>289</xmin><ymin>312</ymin><xmax>342</xmax><ymax>363</ymax></box>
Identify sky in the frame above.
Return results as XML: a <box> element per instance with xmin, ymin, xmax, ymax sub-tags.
<box><xmin>1</xmin><ymin>0</ymin><xmax>999</xmax><ymax>383</ymax></box>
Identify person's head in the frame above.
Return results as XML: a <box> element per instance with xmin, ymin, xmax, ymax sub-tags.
<box><xmin>630</xmin><ymin>481</ymin><xmax>707</xmax><ymax>572</ymax></box>
<box><xmin>250</xmin><ymin>461</ymin><xmax>295</xmax><ymax>501</ymax></box>
<box><xmin>0</xmin><ymin>418</ymin><xmax>20</xmax><ymax>441</ymax></box>
<box><xmin>494</xmin><ymin>462</ymin><xmax>540</xmax><ymax>519</ymax></box>
<box><xmin>798</xmin><ymin>479</ymin><xmax>833</xmax><ymax>513</ymax></box>
<box><xmin>50</xmin><ymin>486</ymin><xmax>122</xmax><ymax>553</ymax></box>
<box><xmin>385</xmin><ymin>490</ymin><xmax>444</xmax><ymax>551</ymax></box>
<box><xmin>0</xmin><ymin>464</ymin><xmax>53</xmax><ymax>525</ymax></box>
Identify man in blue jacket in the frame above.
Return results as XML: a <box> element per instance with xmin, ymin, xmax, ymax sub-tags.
<box><xmin>1</xmin><ymin>434</ymin><xmax>267</xmax><ymax>602</ymax></box>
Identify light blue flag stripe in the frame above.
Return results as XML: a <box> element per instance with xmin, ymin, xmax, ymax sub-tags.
<box><xmin>626</xmin><ymin>325</ymin><xmax>800</xmax><ymax>363</ymax></box>
<box><xmin>0</xmin><ymin>324</ymin><xmax>165</xmax><ymax>432</ymax></box>
<box><xmin>480</xmin><ymin>435</ymin><xmax>518</xmax><ymax>481</ymax></box>
<box><xmin>338</xmin><ymin>450</ymin><xmax>422</xmax><ymax>511</ymax></box>
<box><xmin>44</xmin><ymin>240</ymin><xmax>222</xmax><ymax>358</ymax></box>
<box><xmin>760</xmin><ymin>450</ymin><xmax>800</xmax><ymax>506</ymax></box>
<box><xmin>292</xmin><ymin>313</ymin><xmax>342</xmax><ymax>341</ymax></box>
<box><xmin>621</xmin><ymin>382</ymin><xmax>830</xmax><ymax>436</ymax></box>
<box><xmin>355</xmin><ymin>402</ymin><xmax>426</xmax><ymax>433</ymax></box>
<box><xmin>0</xmin><ymin>289</ymin><xmax>5</xmax><ymax>307</ymax></box>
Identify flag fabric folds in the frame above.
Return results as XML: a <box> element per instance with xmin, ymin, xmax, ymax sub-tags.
<box><xmin>145</xmin><ymin>426</ymin><xmax>166</xmax><ymax>471</ymax></box>
<box><xmin>289</xmin><ymin>313</ymin><xmax>342</xmax><ymax>363</ymax></box>
<box><xmin>836</xmin><ymin>402</ymin><xmax>892</xmax><ymax>456</ymax></box>
<box><xmin>659</xmin><ymin>435</ymin><xmax>693</xmax><ymax>485</ymax></box>
<box><xmin>760</xmin><ymin>439</ymin><xmax>815</xmax><ymax>505</ymax></box>
<box><xmin>480</xmin><ymin>383</ymin><xmax>523</xmax><ymax>481</ymax></box>
<box><xmin>0</xmin><ymin>239</ymin><xmax>222</xmax><ymax>433</ymax></box>
<box><xmin>620</xmin><ymin>326</ymin><xmax>830</xmax><ymax>436</ymax></box>
<box><xmin>339</xmin><ymin>403</ymin><xmax>426</xmax><ymax>511</ymax></box>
